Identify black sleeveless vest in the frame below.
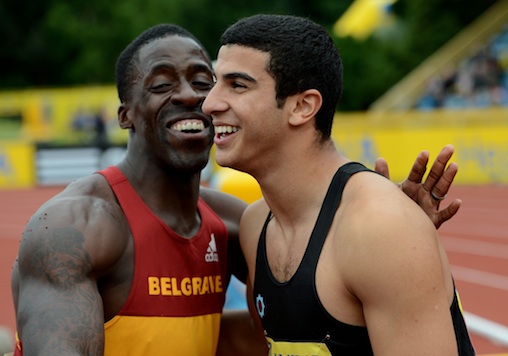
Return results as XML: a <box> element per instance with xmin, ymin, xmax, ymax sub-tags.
<box><xmin>252</xmin><ymin>162</ymin><xmax>476</xmax><ymax>355</ymax></box>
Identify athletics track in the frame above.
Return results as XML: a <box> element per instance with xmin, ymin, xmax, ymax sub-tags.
<box><xmin>0</xmin><ymin>185</ymin><xmax>507</xmax><ymax>355</ymax></box>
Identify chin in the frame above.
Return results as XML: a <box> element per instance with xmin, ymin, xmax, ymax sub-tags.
<box><xmin>214</xmin><ymin>155</ymin><xmax>232</xmax><ymax>169</ymax></box>
<box><xmin>169</xmin><ymin>153</ymin><xmax>209</xmax><ymax>175</ymax></box>
<box><xmin>191</xmin><ymin>156</ymin><xmax>210</xmax><ymax>173</ymax></box>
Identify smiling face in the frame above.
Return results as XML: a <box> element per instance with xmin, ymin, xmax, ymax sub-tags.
<box><xmin>202</xmin><ymin>44</ymin><xmax>286</xmax><ymax>175</ymax></box>
<box><xmin>120</xmin><ymin>35</ymin><xmax>214</xmax><ymax>174</ymax></box>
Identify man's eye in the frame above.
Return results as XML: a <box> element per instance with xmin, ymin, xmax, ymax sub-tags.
<box><xmin>151</xmin><ymin>83</ymin><xmax>172</xmax><ymax>92</ymax></box>
<box><xmin>232</xmin><ymin>82</ymin><xmax>247</xmax><ymax>89</ymax></box>
<box><xmin>193</xmin><ymin>81</ymin><xmax>214</xmax><ymax>90</ymax></box>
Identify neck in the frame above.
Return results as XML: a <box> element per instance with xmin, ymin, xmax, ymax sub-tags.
<box><xmin>256</xmin><ymin>141</ymin><xmax>349</xmax><ymax>226</ymax></box>
<box><xmin>116</xmin><ymin>156</ymin><xmax>202</xmax><ymax>237</ymax></box>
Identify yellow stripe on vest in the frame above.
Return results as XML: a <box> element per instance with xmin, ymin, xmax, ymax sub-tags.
<box><xmin>104</xmin><ymin>313</ymin><xmax>221</xmax><ymax>356</ymax></box>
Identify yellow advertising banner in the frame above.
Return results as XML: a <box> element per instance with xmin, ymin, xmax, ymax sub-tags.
<box><xmin>0</xmin><ymin>141</ymin><xmax>35</xmax><ymax>188</ymax></box>
<box><xmin>332</xmin><ymin>109</ymin><xmax>508</xmax><ymax>185</ymax></box>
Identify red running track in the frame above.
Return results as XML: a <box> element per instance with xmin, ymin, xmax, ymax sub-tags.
<box><xmin>0</xmin><ymin>185</ymin><xmax>507</xmax><ymax>355</ymax></box>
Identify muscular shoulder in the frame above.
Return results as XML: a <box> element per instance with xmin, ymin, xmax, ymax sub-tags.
<box><xmin>239</xmin><ymin>199</ymin><xmax>269</xmax><ymax>268</ymax></box>
<box><xmin>18</xmin><ymin>174</ymin><xmax>129</xmax><ymax>279</ymax></box>
<box><xmin>336</xmin><ymin>171</ymin><xmax>443</xmax><ymax>295</ymax></box>
<box><xmin>330</xmin><ymin>171</ymin><xmax>455</xmax><ymax>353</ymax></box>
<box><xmin>342</xmin><ymin>171</ymin><xmax>435</xmax><ymax>234</ymax></box>
<box><xmin>240</xmin><ymin>199</ymin><xmax>269</xmax><ymax>232</ymax></box>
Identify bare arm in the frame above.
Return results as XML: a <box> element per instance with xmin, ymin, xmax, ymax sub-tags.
<box><xmin>345</xmin><ymin>175</ymin><xmax>457</xmax><ymax>355</ymax></box>
<box><xmin>375</xmin><ymin>144</ymin><xmax>461</xmax><ymax>229</ymax></box>
<box><xmin>14</xmin><ymin>195</ymin><xmax>123</xmax><ymax>355</ymax></box>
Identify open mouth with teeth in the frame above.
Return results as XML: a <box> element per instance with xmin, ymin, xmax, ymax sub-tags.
<box><xmin>170</xmin><ymin>120</ymin><xmax>205</xmax><ymax>133</ymax></box>
<box><xmin>215</xmin><ymin>125</ymin><xmax>239</xmax><ymax>138</ymax></box>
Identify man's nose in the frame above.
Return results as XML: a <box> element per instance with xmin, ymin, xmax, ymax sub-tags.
<box><xmin>202</xmin><ymin>85</ymin><xmax>226</xmax><ymax>115</ymax></box>
<box><xmin>171</xmin><ymin>81</ymin><xmax>206</xmax><ymax>107</ymax></box>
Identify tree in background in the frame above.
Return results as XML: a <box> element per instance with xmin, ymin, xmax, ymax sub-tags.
<box><xmin>0</xmin><ymin>0</ymin><xmax>499</xmax><ymax>110</ymax></box>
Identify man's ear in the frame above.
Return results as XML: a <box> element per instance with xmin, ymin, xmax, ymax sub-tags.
<box><xmin>118</xmin><ymin>103</ymin><xmax>133</xmax><ymax>129</ymax></box>
<box><xmin>288</xmin><ymin>89</ymin><xmax>322</xmax><ymax>127</ymax></box>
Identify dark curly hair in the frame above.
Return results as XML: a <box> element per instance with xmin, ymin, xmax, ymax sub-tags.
<box><xmin>220</xmin><ymin>14</ymin><xmax>343</xmax><ymax>140</ymax></box>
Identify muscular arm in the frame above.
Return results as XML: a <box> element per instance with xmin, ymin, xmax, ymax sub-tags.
<box><xmin>344</xmin><ymin>174</ymin><xmax>457</xmax><ymax>355</ymax></box>
<box><xmin>14</xmin><ymin>192</ymin><xmax>125</xmax><ymax>355</ymax></box>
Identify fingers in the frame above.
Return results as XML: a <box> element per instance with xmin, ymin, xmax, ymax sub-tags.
<box><xmin>433</xmin><ymin>198</ymin><xmax>462</xmax><ymax>229</ymax></box>
<box><xmin>431</xmin><ymin>162</ymin><xmax>458</xmax><ymax>203</ymax></box>
<box><xmin>407</xmin><ymin>150</ymin><xmax>429</xmax><ymax>184</ymax></box>
<box><xmin>428</xmin><ymin>143</ymin><xmax>457</xmax><ymax>205</ymax></box>
<box><xmin>374</xmin><ymin>157</ymin><xmax>390</xmax><ymax>179</ymax></box>
<box><xmin>423</xmin><ymin>144</ymin><xmax>455</xmax><ymax>196</ymax></box>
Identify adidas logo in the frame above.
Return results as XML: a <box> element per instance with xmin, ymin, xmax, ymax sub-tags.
<box><xmin>205</xmin><ymin>233</ymin><xmax>219</xmax><ymax>262</ymax></box>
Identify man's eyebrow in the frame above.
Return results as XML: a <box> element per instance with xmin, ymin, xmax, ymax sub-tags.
<box><xmin>222</xmin><ymin>72</ymin><xmax>257</xmax><ymax>83</ymax></box>
<box><xmin>189</xmin><ymin>62</ymin><xmax>213</xmax><ymax>73</ymax></box>
<box><xmin>148</xmin><ymin>62</ymin><xmax>212</xmax><ymax>75</ymax></box>
<box><xmin>147</xmin><ymin>63</ymin><xmax>174</xmax><ymax>76</ymax></box>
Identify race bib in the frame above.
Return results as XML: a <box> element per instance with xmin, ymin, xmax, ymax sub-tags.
<box><xmin>266</xmin><ymin>337</ymin><xmax>332</xmax><ymax>356</ymax></box>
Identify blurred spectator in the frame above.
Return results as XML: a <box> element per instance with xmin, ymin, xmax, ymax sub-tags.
<box><xmin>416</xmin><ymin>25</ymin><xmax>508</xmax><ymax>110</ymax></box>
<box><xmin>92</xmin><ymin>107</ymin><xmax>109</xmax><ymax>150</ymax></box>
<box><xmin>71</xmin><ymin>107</ymin><xmax>110</xmax><ymax>148</ymax></box>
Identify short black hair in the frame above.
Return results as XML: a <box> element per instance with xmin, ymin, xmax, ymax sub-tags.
<box><xmin>220</xmin><ymin>14</ymin><xmax>343</xmax><ymax>139</ymax></box>
<box><xmin>115</xmin><ymin>24</ymin><xmax>209</xmax><ymax>103</ymax></box>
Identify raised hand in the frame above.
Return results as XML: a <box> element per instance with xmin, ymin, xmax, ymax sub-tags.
<box><xmin>375</xmin><ymin>144</ymin><xmax>462</xmax><ymax>229</ymax></box>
